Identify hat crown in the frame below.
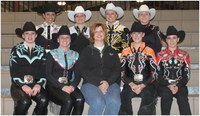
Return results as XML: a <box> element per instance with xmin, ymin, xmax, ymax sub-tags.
<box><xmin>23</xmin><ymin>22</ymin><xmax>36</xmax><ymax>32</ymax></box>
<box><xmin>41</xmin><ymin>3</ymin><xmax>61</xmax><ymax>13</ymax></box>
<box><xmin>106</xmin><ymin>3</ymin><xmax>116</xmax><ymax>10</ymax></box>
<box><xmin>57</xmin><ymin>25</ymin><xmax>70</xmax><ymax>36</ymax></box>
<box><xmin>74</xmin><ymin>6</ymin><xmax>85</xmax><ymax>13</ymax></box>
<box><xmin>131</xmin><ymin>22</ymin><xmax>144</xmax><ymax>32</ymax></box>
<box><xmin>139</xmin><ymin>4</ymin><xmax>150</xmax><ymax>12</ymax></box>
<box><xmin>166</xmin><ymin>26</ymin><xmax>178</xmax><ymax>36</ymax></box>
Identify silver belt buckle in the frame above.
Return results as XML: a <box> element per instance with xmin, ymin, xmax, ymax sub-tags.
<box><xmin>134</xmin><ymin>74</ymin><xmax>143</xmax><ymax>82</ymax></box>
<box><xmin>24</xmin><ymin>75</ymin><xmax>33</xmax><ymax>84</ymax></box>
<box><xmin>168</xmin><ymin>79</ymin><xmax>177</xmax><ymax>85</ymax></box>
<box><xmin>58</xmin><ymin>77</ymin><xmax>68</xmax><ymax>84</ymax></box>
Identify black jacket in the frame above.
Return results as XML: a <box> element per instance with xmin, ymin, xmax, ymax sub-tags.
<box><xmin>76</xmin><ymin>43</ymin><xmax>121</xmax><ymax>87</ymax></box>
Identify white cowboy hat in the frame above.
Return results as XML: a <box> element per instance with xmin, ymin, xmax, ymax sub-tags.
<box><xmin>133</xmin><ymin>4</ymin><xmax>156</xmax><ymax>20</ymax></box>
<box><xmin>100</xmin><ymin>3</ymin><xmax>124</xmax><ymax>19</ymax></box>
<box><xmin>67</xmin><ymin>6</ymin><xmax>92</xmax><ymax>22</ymax></box>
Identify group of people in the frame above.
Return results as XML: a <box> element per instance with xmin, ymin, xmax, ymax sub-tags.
<box><xmin>9</xmin><ymin>2</ymin><xmax>191</xmax><ymax>115</ymax></box>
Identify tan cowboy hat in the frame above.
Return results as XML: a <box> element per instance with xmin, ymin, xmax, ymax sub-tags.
<box><xmin>67</xmin><ymin>6</ymin><xmax>92</xmax><ymax>22</ymax></box>
<box><xmin>100</xmin><ymin>3</ymin><xmax>124</xmax><ymax>19</ymax></box>
<box><xmin>133</xmin><ymin>4</ymin><xmax>156</xmax><ymax>20</ymax></box>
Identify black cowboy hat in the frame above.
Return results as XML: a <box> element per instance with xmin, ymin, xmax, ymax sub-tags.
<box><xmin>15</xmin><ymin>21</ymin><xmax>43</xmax><ymax>38</ymax></box>
<box><xmin>52</xmin><ymin>25</ymin><xmax>77</xmax><ymax>43</ymax></box>
<box><xmin>32</xmin><ymin>3</ymin><xmax>62</xmax><ymax>15</ymax></box>
<box><xmin>164</xmin><ymin>26</ymin><xmax>185</xmax><ymax>44</ymax></box>
<box><xmin>130</xmin><ymin>22</ymin><xmax>145</xmax><ymax>33</ymax></box>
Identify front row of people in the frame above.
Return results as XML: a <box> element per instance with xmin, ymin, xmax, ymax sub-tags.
<box><xmin>9</xmin><ymin>21</ymin><xmax>191</xmax><ymax>115</ymax></box>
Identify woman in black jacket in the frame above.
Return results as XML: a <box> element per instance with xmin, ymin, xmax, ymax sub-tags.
<box><xmin>45</xmin><ymin>25</ymin><xmax>84</xmax><ymax>115</ymax></box>
<box><xmin>76</xmin><ymin>23</ymin><xmax>121</xmax><ymax>115</ymax></box>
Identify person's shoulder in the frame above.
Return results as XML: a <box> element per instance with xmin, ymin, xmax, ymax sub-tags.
<box><xmin>80</xmin><ymin>46</ymin><xmax>91</xmax><ymax>54</ymax></box>
<box><xmin>178</xmin><ymin>48</ymin><xmax>189</xmax><ymax>56</ymax></box>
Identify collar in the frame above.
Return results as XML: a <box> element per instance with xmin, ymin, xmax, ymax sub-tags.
<box><xmin>106</xmin><ymin>20</ymin><xmax>120</xmax><ymax>28</ymax></box>
<box><xmin>166</xmin><ymin>46</ymin><xmax>180</xmax><ymax>55</ymax></box>
<box><xmin>43</xmin><ymin>22</ymin><xmax>56</xmax><ymax>27</ymax></box>
<box><xmin>89</xmin><ymin>43</ymin><xmax>108</xmax><ymax>53</ymax></box>
<box><xmin>140</xmin><ymin>22</ymin><xmax>151</xmax><ymax>28</ymax></box>
<box><xmin>57</xmin><ymin>47</ymin><xmax>70</xmax><ymax>55</ymax></box>
<box><xmin>23</xmin><ymin>42</ymin><xmax>35</xmax><ymax>49</ymax></box>
<box><xmin>130</xmin><ymin>42</ymin><xmax>145</xmax><ymax>52</ymax></box>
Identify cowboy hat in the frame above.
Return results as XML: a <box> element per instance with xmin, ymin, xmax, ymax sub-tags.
<box><xmin>15</xmin><ymin>22</ymin><xmax>43</xmax><ymax>38</ymax></box>
<box><xmin>100</xmin><ymin>3</ymin><xmax>124</xmax><ymax>19</ymax></box>
<box><xmin>52</xmin><ymin>25</ymin><xmax>77</xmax><ymax>43</ymax></box>
<box><xmin>133</xmin><ymin>4</ymin><xmax>156</xmax><ymax>20</ymax></box>
<box><xmin>164</xmin><ymin>26</ymin><xmax>185</xmax><ymax>44</ymax></box>
<box><xmin>67</xmin><ymin>6</ymin><xmax>92</xmax><ymax>22</ymax></box>
<box><xmin>32</xmin><ymin>3</ymin><xmax>62</xmax><ymax>15</ymax></box>
<box><xmin>130</xmin><ymin>22</ymin><xmax>145</xmax><ymax>33</ymax></box>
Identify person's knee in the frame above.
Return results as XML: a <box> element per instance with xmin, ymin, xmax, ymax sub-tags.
<box><xmin>62</xmin><ymin>97</ymin><xmax>73</xmax><ymax>106</ymax></box>
<box><xmin>38</xmin><ymin>97</ymin><xmax>49</xmax><ymax>106</ymax></box>
<box><xmin>18</xmin><ymin>98</ymin><xmax>32</xmax><ymax>107</ymax></box>
<box><xmin>108</xmin><ymin>96</ymin><xmax>121</xmax><ymax>106</ymax></box>
<box><xmin>76</xmin><ymin>96</ymin><xmax>85</xmax><ymax>104</ymax></box>
<box><xmin>91</xmin><ymin>97</ymin><xmax>105</xmax><ymax>108</ymax></box>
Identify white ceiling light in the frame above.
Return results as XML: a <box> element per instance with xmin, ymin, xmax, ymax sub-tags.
<box><xmin>57</xmin><ymin>1</ymin><xmax>66</xmax><ymax>6</ymax></box>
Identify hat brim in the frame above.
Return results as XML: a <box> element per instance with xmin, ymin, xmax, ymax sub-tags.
<box><xmin>163</xmin><ymin>30</ymin><xmax>185</xmax><ymax>44</ymax></box>
<box><xmin>133</xmin><ymin>8</ymin><xmax>156</xmax><ymax>20</ymax></box>
<box><xmin>68</xmin><ymin>10</ymin><xmax>92</xmax><ymax>22</ymax></box>
<box><xmin>100</xmin><ymin>7</ymin><xmax>124</xmax><ymax>19</ymax></box>
<box><xmin>15</xmin><ymin>27</ymin><xmax>44</xmax><ymax>39</ymax></box>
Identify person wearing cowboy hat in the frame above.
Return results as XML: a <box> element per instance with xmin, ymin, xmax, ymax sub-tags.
<box><xmin>67</xmin><ymin>5</ymin><xmax>92</xmax><ymax>54</ymax></box>
<box><xmin>100</xmin><ymin>3</ymin><xmax>129</xmax><ymax>54</ymax></box>
<box><xmin>76</xmin><ymin>23</ymin><xmax>121</xmax><ymax>115</ymax></box>
<box><xmin>119</xmin><ymin>22</ymin><xmax>158</xmax><ymax>115</ymax></box>
<box><xmin>45</xmin><ymin>25</ymin><xmax>84</xmax><ymax>115</ymax></box>
<box><xmin>34</xmin><ymin>3</ymin><xmax>62</xmax><ymax>52</ymax></box>
<box><xmin>133</xmin><ymin>4</ymin><xmax>164</xmax><ymax>55</ymax></box>
<box><xmin>157</xmin><ymin>26</ymin><xmax>191</xmax><ymax>115</ymax></box>
<box><xmin>9</xmin><ymin>21</ymin><xmax>49</xmax><ymax>115</ymax></box>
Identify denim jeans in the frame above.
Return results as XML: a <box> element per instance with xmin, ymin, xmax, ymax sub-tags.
<box><xmin>81</xmin><ymin>83</ymin><xmax>121</xmax><ymax>115</ymax></box>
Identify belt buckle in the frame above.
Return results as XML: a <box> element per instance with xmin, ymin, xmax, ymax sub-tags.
<box><xmin>24</xmin><ymin>75</ymin><xmax>33</xmax><ymax>84</ymax></box>
<box><xmin>134</xmin><ymin>74</ymin><xmax>143</xmax><ymax>82</ymax></box>
<box><xmin>58</xmin><ymin>77</ymin><xmax>68</xmax><ymax>84</ymax></box>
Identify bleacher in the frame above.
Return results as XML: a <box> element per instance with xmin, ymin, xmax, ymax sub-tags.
<box><xmin>1</xmin><ymin>10</ymin><xmax>199</xmax><ymax>115</ymax></box>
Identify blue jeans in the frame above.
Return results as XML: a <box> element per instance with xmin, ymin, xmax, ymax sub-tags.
<box><xmin>81</xmin><ymin>83</ymin><xmax>121</xmax><ymax>115</ymax></box>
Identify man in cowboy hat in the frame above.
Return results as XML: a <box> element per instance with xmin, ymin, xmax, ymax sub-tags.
<box><xmin>157</xmin><ymin>26</ymin><xmax>191</xmax><ymax>115</ymax></box>
<box><xmin>119</xmin><ymin>22</ymin><xmax>157</xmax><ymax>115</ymax></box>
<box><xmin>100</xmin><ymin>3</ymin><xmax>129</xmax><ymax>54</ymax></box>
<box><xmin>133</xmin><ymin>4</ymin><xmax>164</xmax><ymax>55</ymax></box>
<box><xmin>34</xmin><ymin>3</ymin><xmax>62</xmax><ymax>52</ymax></box>
<box><xmin>45</xmin><ymin>25</ymin><xmax>84</xmax><ymax>115</ymax></box>
<box><xmin>67</xmin><ymin>5</ymin><xmax>92</xmax><ymax>54</ymax></box>
<box><xmin>9</xmin><ymin>21</ymin><xmax>49</xmax><ymax>115</ymax></box>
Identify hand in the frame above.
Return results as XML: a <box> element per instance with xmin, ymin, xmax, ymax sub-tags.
<box><xmin>168</xmin><ymin>84</ymin><xmax>178</xmax><ymax>94</ymax></box>
<box><xmin>62</xmin><ymin>85</ymin><xmax>75</xmax><ymax>94</ymax></box>
<box><xmin>138</xmin><ymin>84</ymin><xmax>146</xmax><ymax>91</ymax></box>
<box><xmin>129</xmin><ymin>82</ymin><xmax>138</xmax><ymax>91</ymax></box>
<box><xmin>32</xmin><ymin>84</ymin><xmax>41</xmax><ymax>96</ymax></box>
<box><xmin>99</xmin><ymin>81</ymin><xmax>109</xmax><ymax>94</ymax></box>
<box><xmin>134</xmin><ymin>84</ymin><xmax>146</xmax><ymax>94</ymax></box>
<box><xmin>22</xmin><ymin>85</ymin><xmax>33</xmax><ymax>96</ymax></box>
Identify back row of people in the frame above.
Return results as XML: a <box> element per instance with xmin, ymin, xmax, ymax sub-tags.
<box><xmin>9</xmin><ymin>2</ymin><xmax>191</xmax><ymax>115</ymax></box>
